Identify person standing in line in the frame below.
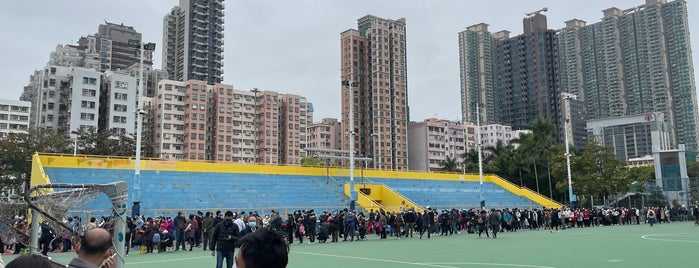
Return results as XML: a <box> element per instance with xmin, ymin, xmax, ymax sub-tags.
<box><xmin>174</xmin><ymin>212</ymin><xmax>187</xmax><ymax>251</ymax></box>
<box><xmin>477</xmin><ymin>210</ymin><xmax>489</xmax><ymax>238</ymax></box>
<box><xmin>403</xmin><ymin>209</ymin><xmax>416</xmax><ymax>238</ymax></box>
<box><xmin>239</xmin><ymin>215</ymin><xmax>259</xmax><ymax>238</ymax></box>
<box><xmin>202</xmin><ymin>212</ymin><xmax>214</xmax><ymax>251</ymax></box>
<box><xmin>416</xmin><ymin>211</ymin><xmax>424</xmax><ymax>239</ymax></box>
<box><xmin>488</xmin><ymin>209</ymin><xmax>502</xmax><ymax>239</ymax></box>
<box><xmin>647</xmin><ymin>208</ymin><xmax>656</xmax><ymax>227</ymax></box>
<box><xmin>195</xmin><ymin>211</ymin><xmax>204</xmax><ymax>248</ymax></box>
<box><xmin>210</xmin><ymin>211</ymin><xmax>240</xmax><ymax>268</ymax></box>
<box><xmin>285</xmin><ymin>213</ymin><xmax>296</xmax><ymax>245</ymax></box>
<box><xmin>550</xmin><ymin>209</ymin><xmax>560</xmax><ymax>233</ymax></box>
<box><xmin>307</xmin><ymin>211</ymin><xmax>317</xmax><ymax>244</ymax></box>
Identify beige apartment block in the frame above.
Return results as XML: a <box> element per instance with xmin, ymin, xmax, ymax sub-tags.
<box><xmin>341</xmin><ymin>15</ymin><xmax>409</xmax><ymax>171</ymax></box>
<box><xmin>153</xmin><ymin>80</ymin><xmax>187</xmax><ymax>159</ymax></box>
<box><xmin>408</xmin><ymin>119</ymin><xmax>466</xmax><ymax>171</ymax></box>
<box><xmin>307</xmin><ymin>118</ymin><xmax>342</xmax><ymax>151</ymax></box>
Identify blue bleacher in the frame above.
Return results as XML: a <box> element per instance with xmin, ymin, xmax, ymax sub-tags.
<box><xmin>42</xmin><ymin>167</ymin><xmax>540</xmax><ymax>216</ymax></box>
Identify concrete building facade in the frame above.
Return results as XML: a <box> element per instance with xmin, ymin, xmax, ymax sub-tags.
<box><xmin>341</xmin><ymin>15</ymin><xmax>409</xmax><ymax>171</ymax></box>
<box><xmin>101</xmin><ymin>71</ymin><xmax>137</xmax><ymax>135</ymax></box>
<box><xmin>307</xmin><ymin>118</ymin><xmax>342</xmax><ymax>151</ymax></box>
<box><xmin>408</xmin><ymin>119</ymin><xmax>466</xmax><ymax>172</ymax></box>
<box><xmin>0</xmin><ymin>99</ymin><xmax>31</xmax><ymax>139</ymax></box>
<box><xmin>587</xmin><ymin>112</ymin><xmax>672</xmax><ymax>162</ymax></box>
<box><xmin>162</xmin><ymin>0</ymin><xmax>225</xmax><ymax>85</ymax></box>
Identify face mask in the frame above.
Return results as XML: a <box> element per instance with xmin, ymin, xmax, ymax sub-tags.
<box><xmin>248</xmin><ymin>222</ymin><xmax>256</xmax><ymax>228</ymax></box>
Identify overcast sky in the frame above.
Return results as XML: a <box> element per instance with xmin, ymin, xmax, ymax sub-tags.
<box><xmin>1</xmin><ymin>0</ymin><xmax>697</xmax><ymax>122</ymax></box>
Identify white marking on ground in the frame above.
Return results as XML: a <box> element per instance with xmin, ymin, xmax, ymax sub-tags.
<box><xmin>422</xmin><ymin>263</ymin><xmax>557</xmax><ymax>268</ymax></box>
<box><xmin>128</xmin><ymin>256</ymin><xmax>210</xmax><ymax>265</ymax></box>
<box><xmin>640</xmin><ymin>233</ymin><xmax>699</xmax><ymax>243</ymax></box>
<box><xmin>293</xmin><ymin>251</ymin><xmax>558</xmax><ymax>268</ymax></box>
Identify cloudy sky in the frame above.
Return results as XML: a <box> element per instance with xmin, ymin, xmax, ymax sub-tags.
<box><xmin>1</xmin><ymin>0</ymin><xmax>697</xmax><ymax>122</ymax></box>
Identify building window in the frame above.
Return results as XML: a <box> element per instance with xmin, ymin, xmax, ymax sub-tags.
<box><xmin>82</xmin><ymin>89</ymin><xmax>97</xmax><ymax>97</ymax></box>
<box><xmin>82</xmin><ymin>77</ymin><xmax>97</xmax><ymax>85</ymax></box>
<box><xmin>115</xmin><ymin>81</ymin><xmax>129</xmax><ymax>89</ymax></box>
<box><xmin>80</xmin><ymin>113</ymin><xmax>95</xmax><ymax>121</ymax></box>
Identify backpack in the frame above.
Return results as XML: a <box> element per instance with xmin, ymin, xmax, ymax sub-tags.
<box><xmin>153</xmin><ymin>233</ymin><xmax>161</xmax><ymax>243</ymax></box>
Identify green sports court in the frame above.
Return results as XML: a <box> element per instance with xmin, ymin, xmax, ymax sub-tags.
<box><xmin>4</xmin><ymin>222</ymin><xmax>697</xmax><ymax>268</ymax></box>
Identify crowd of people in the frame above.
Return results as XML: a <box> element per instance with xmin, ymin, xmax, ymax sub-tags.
<box><xmin>1</xmin><ymin>204</ymin><xmax>698</xmax><ymax>261</ymax></box>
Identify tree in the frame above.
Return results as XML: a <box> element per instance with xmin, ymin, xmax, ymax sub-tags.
<box><xmin>300</xmin><ymin>157</ymin><xmax>326</xmax><ymax>167</ymax></box>
<box><xmin>438</xmin><ymin>156</ymin><xmax>460</xmax><ymax>173</ymax></box>
<box><xmin>461</xmin><ymin>149</ymin><xmax>481</xmax><ymax>173</ymax></box>
<box><xmin>73</xmin><ymin>128</ymin><xmax>135</xmax><ymax>157</ymax></box>
<box><xmin>552</xmin><ymin>141</ymin><xmax>632</xmax><ymax>206</ymax></box>
<box><xmin>514</xmin><ymin>117</ymin><xmax>560</xmax><ymax>194</ymax></box>
<box><xmin>0</xmin><ymin>128</ymin><xmax>71</xmax><ymax>191</ymax></box>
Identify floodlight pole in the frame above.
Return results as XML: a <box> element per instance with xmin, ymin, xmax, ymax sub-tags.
<box><xmin>343</xmin><ymin>80</ymin><xmax>359</xmax><ymax>211</ymax></box>
<box><xmin>563</xmin><ymin>95</ymin><xmax>576</xmax><ymax>208</ymax></box>
<box><xmin>476</xmin><ymin>102</ymin><xmax>485</xmax><ymax>209</ymax></box>
<box><xmin>130</xmin><ymin>40</ymin><xmax>155</xmax><ymax>217</ymax></box>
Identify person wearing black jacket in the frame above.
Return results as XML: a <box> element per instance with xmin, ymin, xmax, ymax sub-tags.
<box><xmin>210</xmin><ymin>211</ymin><xmax>240</xmax><ymax>268</ymax></box>
<box><xmin>285</xmin><ymin>213</ymin><xmax>296</xmax><ymax>245</ymax></box>
<box><xmin>403</xmin><ymin>209</ymin><xmax>416</xmax><ymax>238</ymax></box>
<box><xmin>174</xmin><ymin>212</ymin><xmax>187</xmax><ymax>251</ymax></box>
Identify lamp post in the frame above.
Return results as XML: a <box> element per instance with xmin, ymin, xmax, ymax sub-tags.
<box><xmin>563</xmin><ymin>95</ymin><xmax>576</xmax><ymax>208</ymax></box>
<box><xmin>476</xmin><ymin>102</ymin><xmax>485</xmax><ymax>209</ymax></box>
<box><xmin>370</xmin><ymin>133</ymin><xmax>379</xmax><ymax>169</ymax></box>
<box><xmin>128</xmin><ymin>39</ymin><xmax>155</xmax><ymax>218</ymax></box>
<box><xmin>251</xmin><ymin>88</ymin><xmax>259</xmax><ymax>163</ymax></box>
<box><xmin>342</xmin><ymin>80</ymin><xmax>359</xmax><ymax>211</ymax></box>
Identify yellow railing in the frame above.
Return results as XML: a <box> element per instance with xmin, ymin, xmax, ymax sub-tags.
<box><xmin>344</xmin><ymin>183</ymin><xmax>423</xmax><ymax>213</ymax></box>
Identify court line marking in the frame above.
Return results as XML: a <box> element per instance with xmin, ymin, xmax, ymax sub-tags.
<box><xmin>128</xmin><ymin>256</ymin><xmax>210</xmax><ymax>265</ymax></box>
<box><xmin>293</xmin><ymin>251</ymin><xmax>557</xmax><ymax>268</ymax></box>
<box><xmin>421</xmin><ymin>263</ymin><xmax>557</xmax><ymax>268</ymax></box>
<box><xmin>640</xmin><ymin>233</ymin><xmax>699</xmax><ymax>243</ymax></box>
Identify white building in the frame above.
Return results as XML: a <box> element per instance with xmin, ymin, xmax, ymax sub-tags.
<box><xmin>103</xmin><ymin>71</ymin><xmax>137</xmax><ymax>135</ymax></box>
<box><xmin>587</xmin><ymin>112</ymin><xmax>671</xmax><ymax>162</ymax></box>
<box><xmin>0</xmin><ymin>99</ymin><xmax>31</xmax><ymax>138</ymax></box>
<box><xmin>153</xmin><ymin>80</ymin><xmax>187</xmax><ymax>159</ymax></box>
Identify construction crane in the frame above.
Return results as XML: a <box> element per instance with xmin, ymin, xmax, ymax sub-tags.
<box><xmin>526</xmin><ymin>7</ymin><xmax>548</xmax><ymax>17</ymax></box>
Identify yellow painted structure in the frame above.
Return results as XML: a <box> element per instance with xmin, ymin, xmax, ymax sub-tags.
<box><xmin>344</xmin><ymin>183</ymin><xmax>423</xmax><ymax>214</ymax></box>
<box><xmin>33</xmin><ymin>153</ymin><xmax>562</xmax><ymax>209</ymax></box>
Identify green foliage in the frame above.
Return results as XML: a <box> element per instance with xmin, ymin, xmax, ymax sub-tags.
<box><xmin>0</xmin><ymin>128</ymin><xmax>71</xmax><ymax>191</ymax></box>
<box><xmin>563</xmin><ymin>141</ymin><xmax>632</xmax><ymax>199</ymax></box>
<box><xmin>300</xmin><ymin>157</ymin><xmax>326</xmax><ymax>167</ymax></box>
<box><xmin>438</xmin><ymin>156</ymin><xmax>460</xmax><ymax>172</ymax></box>
<box><xmin>73</xmin><ymin>128</ymin><xmax>135</xmax><ymax>157</ymax></box>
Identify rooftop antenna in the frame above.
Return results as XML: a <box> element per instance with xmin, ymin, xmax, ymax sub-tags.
<box><xmin>526</xmin><ymin>7</ymin><xmax>548</xmax><ymax>17</ymax></box>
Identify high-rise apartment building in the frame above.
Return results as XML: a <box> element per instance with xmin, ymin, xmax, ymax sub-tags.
<box><xmin>557</xmin><ymin>0</ymin><xmax>698</xmax><ymax>150</ymax></box>
<box><xmin>21</xmin><ymin>66</ymin><xmax>103</xmax><ymax>133</ymax></box>
<box><xmin>408</xmin><ymin>119</ymin><xmax>466</xmax><ymax>171</ymax></box>
<box><xmin>341</xmin><ymin>15</ymin><xmax>409</xmax><ymax>171</ymax></box>
<box><xmin>0</xmin><ymin>99</ymin><xmax>31</xmax><ymax>139</ymax></box>
<box><xmin>153</xmin><ymin>80</ymin><xmax>187</xmax><ymax>159</ymax></box>
<box><xmin>460</xmin><ymin>12</ymin><xmax>561</xmax><ymax>131</ymax></box>
<box><xmin>163</xmin><ymin>0</ymin><xmax>225</xmax><ymax>85</ymax></box>
<box><xmin>307</xmin><ymin>118</ymin><xmax>342</xmax><ymax>151</ymax></box>
<box><xmin>101</xmin><ymin>71</ymin><xmax>137</xmax><ymax>135</ymax></box>
<box><xmin>279</xmin><ymin>94</ymin><xmax>311</xmax><ymax>165</ymax></box>
<box><xmin>153</xmin><ymin>80</ymin><xmax>312</xmax><ymax>164</ymax></box>
<box><xmin>79</xmin><ymin>22</ymin><xmax>151</xmax><ymax>72</ymax></box>
<box><xmin>458</xmin><ymin>23</ymin><xmax>496</xmax><ymax>124</ymax></box>
<box><xmin>461</xmin><ymin>0</ymin><xmax>697</xmax><ymax>152</ymax></box>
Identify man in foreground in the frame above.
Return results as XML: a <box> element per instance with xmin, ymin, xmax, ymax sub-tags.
<box><xmin>210</xmin><ymin>211</ymin><xmax>240</xmax><ymax>268</ymax></box>
<box><xmin>68</xmin><ymin>228</ymin><xmax>116</xmax><ymax>268</ymax></box>
<box><xmin>236</xmin><ymin>227</ymin><xmax>288</xmax><ymax>268</ymax></box>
